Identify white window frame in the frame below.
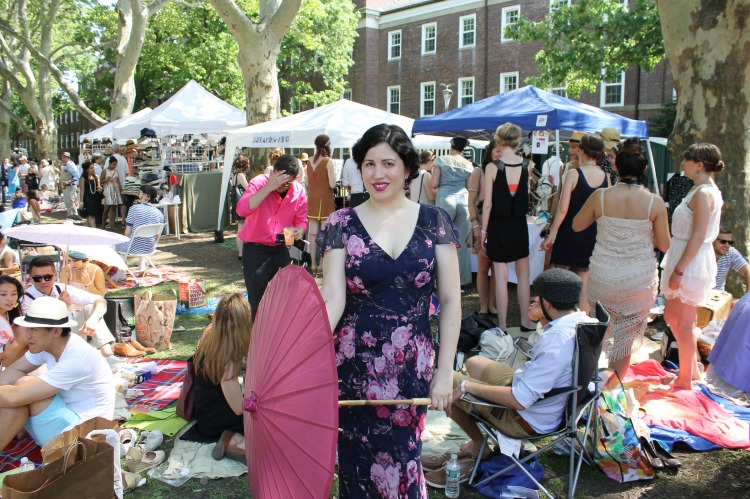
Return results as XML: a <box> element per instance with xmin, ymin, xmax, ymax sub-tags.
<box><xmin>550</xmin><ymin>0</ymin><xmax>570</xmax><ymax>12</ymax></box>
<box><xmin>387</xmin><ymin>85</ymin><xmax>401</xmax><ymax>114</ymax></box>
<box><xmin>600</xmin><ymin>71</ymin><xmax>625</xmax><ymax>107</ymax></box>
<box><xmin>499</xmin><ymin>71</ymin><xmax>519</xmax><ymax>93</ymax></box>
<box><xmin>341</xmin><ymin>88</ymin><xmax>352</xmax><ymax>100</ymax></box>
<box><xmin>290</xmin><ymin>98</ymin><xmax>301</xmax><ymax>114</ymax></box>
<box><xmin>421</xmin><ymin>23</ymin><xmax>436</xmax><ymax>55</ymax></box>
<box><xmin>501</xmin><ymin>5</ymin><xmax>521</xmax><ymax>42</ymax></box>
<box><xmin>458</xmin><ymin>77</ymin><xmax>475</xmax><ymax>107</ymax></box>
<box><xmin>388</xmin><ymin>30</ymin><xmax>402</xmax><ymax>61</ymax></box>
<box><xmin>420</xmin><ymin>82</ymin><xmax>436</xmax><ymax>117</ymax></box>
<box><xmin>550</xmin><ymin>86</ymin><xmax>568</xmax><ymax>98</ymax></box>
<box><xmin>459</xmin><ymin>14</ymin><xmax>476</xmax><ymax>49</ymax></box>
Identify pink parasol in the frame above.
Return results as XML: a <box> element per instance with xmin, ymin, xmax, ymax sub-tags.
<box><xmin>243</xmin><ymin>265</ymin><xmax>339</xmax><ymax>499</ymax></box>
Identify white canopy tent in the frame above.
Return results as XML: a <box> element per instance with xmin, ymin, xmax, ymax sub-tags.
<box><xmin>113</xmin><ymin>80</ymin><xmax>246</xmax><ymax>138</ymax></box>
<box><xmin>79</xmin><ymin>108</ymin><xmax>152</xmax><ymax>143</ymax></box>
<box><xmin>217</xmin><ymin>100</ymin><xmax>473</xmax><ymax>230</ymax></box>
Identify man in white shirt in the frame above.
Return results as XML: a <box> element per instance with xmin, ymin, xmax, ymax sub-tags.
<box><xmin>540</xmin><ymin>145</ymin><xmax>562</xmax><ymax>189</ymax></box>
<box><xmin>60</xmin><ymin>152</ymin><xmax>80</xmax><ymax>218</ymax></box>
<box><xmin>0</xmin><ymin>296</ymin><xmax>114</xmax><ymax>449</ymax></box>
<box><xmin>341</xmin><ymin>156</ymin><xmax>368</xmax><ymax>207</ymax></box>
<box><xmin>446</xmin><ymin>269</ymin><xmax>596</xmax><ymax>455</ymax></box>
<box><xmin>91</xmin><ymin>152</ymin><xmax>104</xmax><ymax>176</ymax></box>
<box><xmin>17</xmin><ymin>155</ymin><xmax>30</xmax><ymax>194</ymax></box>
<box><xmin>23</xmin><ymin>256</ymin><xmax>116</xmax><ymax>356</ymax></box>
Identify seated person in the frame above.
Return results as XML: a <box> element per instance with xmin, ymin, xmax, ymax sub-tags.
<box><xmin>0</xmin><ymin>296</ymin><xmax>114</xmax><ymax>450</ymax></box>
<box><xmin>0</xmin><ymin>231</ymin><xmax>19</xmax><ymax>273</ymax></box>
<box><xmin>114</xmin><ymin>185</ymin><xmax>164</xmax><ymax>274</ymax></box>
<box><xmin>10</xmin><ymin>190</ymin><xmax>26</xmax><ymax>210</ymax></box>
<box><xmin>0</xmin><ymin>275</ymin><xmax>26</xmax><ymax>368</ymax></box>
<box><xmin>60</xmin><ymin>250</ymin><xmax>106</xmax><ymax>296</ymax></box>
<box><xmin>706</xmin><ymin>291</ymin><xmax>750</xmax><ymax>399</ymax></box>
<box><xmin>447</xmin><ymin>269</ymin><xmax>597</xmax><ymax>458</ymax></box>
<box><xmin>23</xmin><ymin>256</ymin><xmax>116</xmax><ymax>356</ymax></box>
<box><xmin>714</xmin><ymin>226</ymin><xmax>750</xmax><ymax>293</ymax></box>
<box><xmin>181</xmin><ymin>293</ymin><xmax>251</xmax><ymax>464</ymax></box>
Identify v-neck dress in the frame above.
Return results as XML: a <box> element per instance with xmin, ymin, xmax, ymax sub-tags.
<box><xmin>318</xmin><ymin>204</ymin><xmax>458</xmax><ymax>498</ymax></box>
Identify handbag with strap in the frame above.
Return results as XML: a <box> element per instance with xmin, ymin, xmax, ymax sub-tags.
<box><xmin>176</xmin><ymin>355</ymin><xmax>196</xmax><ymax>421</ymax></box>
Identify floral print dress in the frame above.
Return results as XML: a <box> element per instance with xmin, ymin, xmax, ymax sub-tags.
<box><xmin>318</xmin><ymin>204</ymin><xmax>458</xmax><ymax>498</ymax></box>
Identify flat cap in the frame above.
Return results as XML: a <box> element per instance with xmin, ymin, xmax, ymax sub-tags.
<box><xmin>533</xmin><ymin>268</ymin><xmax>582</xmax><ymax>305</ymax></box>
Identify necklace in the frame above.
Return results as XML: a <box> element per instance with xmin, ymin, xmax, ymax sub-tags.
<box><xmin>88</xmin><ymin>176</ymin><xmax>96</xmax><ymax>194</ymax></box>
<box><xmin>617</xmin><ymin>177</ymin><xmax>641</xmax><ymax>186</ymax></box>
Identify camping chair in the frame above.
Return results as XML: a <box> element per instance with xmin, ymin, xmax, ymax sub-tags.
<box><xmin>117</xmin><ymin>223</ymin><xmax>166</xmax><ymax>280</ymax></box>
<box><xmin>464</xmin><ymin>302</ymin><xmax>610</xmax><ymax>499</ymax></box>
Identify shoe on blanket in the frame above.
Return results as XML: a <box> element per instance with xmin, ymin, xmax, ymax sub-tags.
<box><xmin>119</xmin><ymin>428</ymin><xmax>138</xmax><ymax>458</ymax></box>
<box><xmin>127</xmin><ymin>339</ymin><xmax>156</xmax><ymax>354</ymax></box>
<box><xmin>114</xmin><ymin>342</ymin><xmax>145</xmax><ymax>357</ymax></box>
<box><xmin>126</xmin><ymin>447</ymin><xmax>165</xmax><ymax>473</ymax></box>
<box><xmin>136</xmin><ymin>430</ymin><xmax>164</xmax><ymax>452</ymax></box>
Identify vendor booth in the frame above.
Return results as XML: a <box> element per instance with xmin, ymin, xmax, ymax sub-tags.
<box><xmin>80</xmin><ymin>107</ymin><xmax>153</xmax><ymax>143</ymax></box>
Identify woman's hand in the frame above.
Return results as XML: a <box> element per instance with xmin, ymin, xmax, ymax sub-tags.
<box><xmin>668</xmin><ymin>270</ymin><xmax>683</xmax><ymax>290</ymax></box>
<box><xmin>472</xmin><ymin>227</ymin><xmax>482</xmax><ymax>251</ymax></box>
<box><xmin>429</xmin><ymin>368</ymin><xmax>454</xmax><ymax>413</ymax></box>
<box><xmin>541</xmin><ymin>232</ymin><xmax>556</xmax><ymax>251</ymax></box>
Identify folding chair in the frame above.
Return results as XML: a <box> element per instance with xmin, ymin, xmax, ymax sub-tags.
<box><xmin>117</xmin><ymin>223</ymin><xmax>166</xmax><ymax>280</ymax></box>
<box><xmin>464</xmin><ymin>302</ymin><xmax>610</xmax><ymax>499</ymax></box>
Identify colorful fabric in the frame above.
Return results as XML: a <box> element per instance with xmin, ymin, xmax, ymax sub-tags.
<box><xmin>124</xmin><ymin>358</ymin><xmax>187</xmax><ymax>413</ymax></box>
<box><xmin>121</xmin><ymin>407</ymin><xmax>189</xmax><ymax>436</ymax></box>
<box><xmin>624</xmin><ymin>360</ymin><xmax>750</xmax><ymax>450</ymax></box>
<box><xmin>103</xmin><ymin>265</ymin><xmax>190</xmax><ymax>290</ymax></box>
<box><xmin>236</xmin><ymin>173</ymin><xmax>307</xmax><ymax>245</ymax></box>
<box><xmin>0</xmin><ymin>438</ymin><xmax>42</xmax><ymax>473</ymax></box>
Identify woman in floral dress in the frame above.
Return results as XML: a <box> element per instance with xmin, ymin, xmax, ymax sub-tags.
<box><xmin>319</xmin><ymin>124</ymin><xmax>461</xmax><ymax>498</ymax></box>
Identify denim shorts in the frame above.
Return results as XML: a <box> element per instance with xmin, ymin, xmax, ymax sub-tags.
<box><xmin>25</xmin><ymin>394</ymin><xmax>81</xmax><ymax>446</ymax></box>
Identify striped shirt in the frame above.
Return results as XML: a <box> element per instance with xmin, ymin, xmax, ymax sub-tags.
<box><xmin>715</xmin><ymin>247</ymin><xmax>749</xmax><ymax>290</ymax></box>
<box><xmin>115</xmin><ymin>203</ymin><xmax>164</xmax><ymax>255</ymax></box>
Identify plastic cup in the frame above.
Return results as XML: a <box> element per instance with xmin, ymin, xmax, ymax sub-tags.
<box><xmin>283</xmin><ymin>227</ymin><xmax>295</xmax><ymax>246</ymax></box>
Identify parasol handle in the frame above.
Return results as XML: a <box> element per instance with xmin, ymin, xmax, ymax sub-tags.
<box><xmin>338</xmin><ymin>398</ymin><xmax>432</xmax><ymax>407</ymax></box>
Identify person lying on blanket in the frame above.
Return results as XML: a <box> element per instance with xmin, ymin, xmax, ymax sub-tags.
<box><xmin>444</xmin><ymin>269</ymin><xmax>597</xmax><ymax>461</ymax></box>
<box><xmin>0</xmin><ymin>297</ymin><xmax>114</xmax><ymax>450</ymax></box>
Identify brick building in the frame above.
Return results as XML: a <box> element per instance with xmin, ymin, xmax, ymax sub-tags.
<box><xmin>348</xmin><ymin>0</ymin><xmax>674</xmax><ymax>124</ymax></box>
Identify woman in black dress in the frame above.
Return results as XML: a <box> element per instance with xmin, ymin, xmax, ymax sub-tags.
<box><xmin>481</xmin><ymin>123</ymin><xmax>537</xmax><ymax>332</ymax></box>
<box><xmin>541</xmin><ymin>133</ymin><xmax>609</xmax><ymax>313</ymax></box>
<box><xmin>181</xmin><ymin>293</ymin><xmax>251</xmax><ymax>464</ymax></box>
<box><xmin>79</xmin><ymin>161</ymin><xmax>102</xmax><ymax>228</ymax></box>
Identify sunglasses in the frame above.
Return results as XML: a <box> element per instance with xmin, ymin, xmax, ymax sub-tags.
<box><xmin>717</xmin><ymin>239</ymin><xmax>734</xmax><ymax>245</ymax></box>
<box><xmin>31</xmin><ymin>274</ymin><xmax>55</xmax><ymax>283</ymax></box>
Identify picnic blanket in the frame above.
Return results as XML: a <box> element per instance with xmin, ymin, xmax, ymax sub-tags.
<box><xmin>0</xmin><ymin>438</ymin><xmax>42</xmax><ymax>473</ymax></box>
<box><xmin>122</xmin><ymin>407</ymin><xmax>189</xmax><ymax>436</ymax></box>
<box><xmin>124</xmin><ymin>358</ymin><xmax>187</xmax><ymax>413</ymax></box>
<box><xmin>624</xmin><ymin>360</ymin><xmax>750</xmax><ymax>451</ymax></box>
<box><xmin>104</xmin><ymin>265</ymin><xmax>190</xmax><ymax>290</ymax></box>
<box><xmin>160</xmin><ymin>423</ymin><xmax>247</xmax><ymax>480</ymax></box>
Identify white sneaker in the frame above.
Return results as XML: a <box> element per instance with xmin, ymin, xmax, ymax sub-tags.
<box><xmin>137</xmin><ymin>430</ymin><xmax>164</xmax><ymax>452</ymax></box>
<box><xmin>119</xmin><ymin>428</ymin><xmax>138</xmax><ymax>458</ymax></box>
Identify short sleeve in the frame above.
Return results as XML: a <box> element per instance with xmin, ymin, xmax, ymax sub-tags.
<box><xmin>730</xmin><ymin>248</ymin><xmax>749</xmax><ymax>271</ymax></box>
<box><xmin>316</xmin><ymin>209</ymin><xmax>351</xmax><ymax>259</ymax></box>
<box><xmin>434</xmin><ymin>206</ymin><xmax>460</xmax><ymax>247</ymax></box>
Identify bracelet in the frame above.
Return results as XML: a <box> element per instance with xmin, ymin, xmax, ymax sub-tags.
<box><xmin>481</xmin><ymin>230</ymin><xmax>487</xmax><ymax>235</ymax></box>
<box><xmin>472</xmin><ymin>225</ymin><xmax>480</xmax><ymax>230</ymax></box>
<box><xmin>460</xmin><ymin>379</ymin><xmax>469</xmax><ymax>394</ymax></box>
<box><xmin>673</xmin><ymin>268</ymin><xmax>684</xmax><ymax>276</ymax></box>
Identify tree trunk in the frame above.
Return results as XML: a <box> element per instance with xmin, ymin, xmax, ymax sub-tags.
<box><xmin>0</xmin><ymin>81</ymin><xmax>11</xmax><ymax>155</ymax></box>
<box><xmin>112</xmin><ymin>0</ymin><xmax>151</xmax><ymax>120</ymax></box>
<box><xmin>658</xmin><ymin>0</ymin><xmax>750</xmax><ymax>296</ymax></box>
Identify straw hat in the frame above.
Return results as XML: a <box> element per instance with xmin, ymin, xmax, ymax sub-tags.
<box><xmin>299</xmin><ymin>153</ymin><xmax>309</xmax><ymax>162</ymax></box>
<box><xmin>567</xmin><ymin>132</ymin><xmax>585</xmax><ymax>144</ymax></box>
<box><xmin>14</xmin><ymin>296</ymin><xmax>77</xmax><ymax>329</ymax></box>
<box><xmin>599</xmin><ymin>127</ymin><xmax>622</xmax><ymax>149</ymax></box>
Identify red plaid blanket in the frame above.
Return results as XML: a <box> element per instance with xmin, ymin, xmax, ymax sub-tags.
<box><xmin>124</xmin><ymin>358</ymin><xmax>187</xmax><ymax>413</ymax></box>
<box><xmin>0</xmin><ymin>438</ymin><xmax>42</xmax><ymax>473</ymax></box>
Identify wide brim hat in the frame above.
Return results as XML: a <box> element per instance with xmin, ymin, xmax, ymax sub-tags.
<box><xmin>599</xmin><ymin>127</ymin><xmax>622</xmax><ymax>149</ymax></box>
<box><xmin>567</xmin><ymin>131</ymin><xmax>585</xmax><ymax>144</ymax></box>
<box><xmin>299</xmin><ymin>153</ymin><xmax>309</xmax><ymax>161</ymax></box>
<box><xmin>14</xmin><ymin>296</ymin><xmax>77</xmax><ymax>328</ymax></box>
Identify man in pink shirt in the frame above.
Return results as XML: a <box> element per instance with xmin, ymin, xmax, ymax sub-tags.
<box><xmin>237</xmin><ymin>155</ymin><xmax>307</xmax><ymax>319</ymax></box>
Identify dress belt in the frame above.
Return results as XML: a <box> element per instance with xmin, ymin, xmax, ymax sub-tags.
<box><xmin>489</xmin><ymin>407</ymin><xmax>538</xmax><ymax>436</ymax></box>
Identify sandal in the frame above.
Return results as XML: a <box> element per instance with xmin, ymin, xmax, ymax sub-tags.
<box><xmin>122</xmin><ymin>471</ymin><xmax>146</xmax><ymax>491</ymax></box>
<box><xmin>119</xmin><ymin>428</ymin><xmax>138</xmax><ymax>458</ymax></box>
<box><xmin>126</xmin><ymin>447</ymin><xmax>165</xmax><ymax>473</ymax></box>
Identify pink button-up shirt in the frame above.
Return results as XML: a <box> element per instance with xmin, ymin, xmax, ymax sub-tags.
<box><xmin>236</xmin><ymin>174</ymin><xmax>308</xmax><ymax>245</ymax></box>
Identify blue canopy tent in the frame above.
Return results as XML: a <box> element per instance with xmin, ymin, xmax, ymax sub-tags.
<box><xmin>412</xmin><ymin>85</ymin><xmax>656</xmax><ymax>190</ymax></box>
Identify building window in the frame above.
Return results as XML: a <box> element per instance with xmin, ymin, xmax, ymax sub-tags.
<box><xmin>500</xmin><ymin>72</ymin><xmax>519</xmax><ymax>93</ymax></box>
<box><xmin>550</xmin><ymin>0</ymin><xmax>570</xmax><ymax>12</ymax></box>
<box><xmin>388</xmin><ymin>30</ymin><xmax>402</xmax><ymax>60</ymax></box>
<box><xmin>422</xmin><ymin>23</ymin><xmax>436</xmax><ymax>55</ymax></box>
<box><xmin>551</xmin><ymin>86</ymin><xmax>567</xmax><ymax>98</ymax></box>
<box><xmin>387</xmin><ymin>86</ymin><xmax>401</xmax><ymax>114</ymax></box>
<box><xmin>420</xmin><ymin>82</ymin><xmax>436</xmax><ymax>117</ymax></box>
<box><xmin>290</xmin><ymin>98</ymin><xmax>301</xmax><ymax>114</ymax></box>
<box><xmin>600</xmin><ymin>71</ymin><xmax>625</xmax><ymax>106</ymax></box>
<box><xmin>458</xmin><ymin>78</ymin><xmax>474</xmax><ymax>107</ymax></box>
<box><xmin>501</xmin><ymin>5</ymin><xmax>520</xmax><ymax>42</ymax></box>
<box><xmin>341</xmin><ymin>88</ymin><xmax>352</xmax><ymax>100</ymax></box>
<box><xmin>459</xmin><ymin>15</ymin><xmax>476</xmax><ymax>48</ymax></box>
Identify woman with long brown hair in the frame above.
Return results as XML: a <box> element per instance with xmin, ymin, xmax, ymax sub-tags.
<box><xmin>306</xmin><ymin>134</ymin><xmax>336</xmax><ymax>273</ymax></box>
<box><xmin>181</xmin><ymin>293</ymin><xmax>252</xmax><ymax>463</ymax></box>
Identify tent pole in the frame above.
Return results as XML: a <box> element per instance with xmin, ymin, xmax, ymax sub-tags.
<box><xmin>644</xmin><ymin>139</ymin><xmax>658</xmax><ymax>194</ymax></box>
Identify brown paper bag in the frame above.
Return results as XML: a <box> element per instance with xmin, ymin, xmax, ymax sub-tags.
<box><xmin>41</xmin><ymin>416</ymin><xmax>118</xmax><ymax>464</ymax></box>
<box><xmin>134</xmin><ymin>290</ymin><xmax>177</xmax><ymax>350</ymax></box>
<box><xmin>3</xmin><ymin>437</ymin><xmax>114</xmax><ymax>499</ymax></box>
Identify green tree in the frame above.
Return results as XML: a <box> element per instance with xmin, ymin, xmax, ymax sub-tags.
<box><xmin>504</xmin><ymin>0</ymin><xmax>663</xmax><ymax>97</ymax></box>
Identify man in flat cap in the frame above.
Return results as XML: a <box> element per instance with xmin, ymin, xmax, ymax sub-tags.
<box><xmin>445</xmin><ymin>269</ymin><xmax>598</xmax><ymax>458</ymax></box>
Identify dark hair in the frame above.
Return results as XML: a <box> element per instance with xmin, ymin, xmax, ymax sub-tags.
<box><xmin>314</xmin><ymin>134</ymin><xmax>331</xmax><ymax>163</ymax></box>
<box><xmin>352</xmin><ymin>124</ymin><xmax>420</xmax><ymax>182</ymax></box>
<box><xmin>418</xmin><ymin>150</ymin><xmax>435</xmax><ymax>164</ymax></box>
<box><xmin>29</xmin><ymin>256</ymin><xmax>56</xmax><ymax>272</ymax></box>
<box><xmin>718</xmin><ymin>226</ymin><xmax>732</xmax><ymax>235</ymax></box>
<box><xmin>82</xmin><ymin>161</ymin><xmax>96</xmax><ymax>178</ymax></box>
<box><xmin>139</xmin><ymin>185</ymin><xmax>158</xmax><ymax>203</ymax></box>
<box><xmin>682</xmin><ymin>143</ymin><xmax>724</xmax><ymax>172</ymax></box>
<box><xmin>545</xmin><ymin>300</ymin><xmax>578</xmax><ymax>312</ymax></box>
<box><xmin>232</xmin><ymin>155</ymin><xmax>250</xmax><ymax>173</ymax></box>
<box><xmin>108</xmin><ymin>156</ymin><xmax>118</xmax><ymax>165</ymax></box>
<box><xmin>0</xmin><ymin>275</ymin><xmax>24</xmax><ymax>324</ymax></box>
<box><xmin>450</xmin><ymin>135</ymin><xmax>469</xmax><ymax>152</ymax></box>
<box><xmin>579</xmin><ymin>133</ymin><xmax>605</xmax><ymax>163</ymax></box>
<box><xmin>482</xmin><ymin>139</ymin><xmax>498</xmax><ymax>171</ymax></box>
<box><xmin>614</xmin><ymin>139</ymin><xmax>648</xmax><ymax>185</ymax></box>
<box><xmin>273</xmin><ymin>154</ymin><xmax>301</xmax><ymax>178</ymax></box>
<box><xmin>60</xmin><ymin>327</ymin><xmax>71</xmax><ymax>337</ymax></box>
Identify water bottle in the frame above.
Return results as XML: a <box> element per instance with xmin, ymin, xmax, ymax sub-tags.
<box><xmin>445</xmin><ymin>453</ymin><xmax>460</xmax><ymax>498</ymax></box>
<box><xmin>17</xmin><ymin>457</ymin><xmax>35</xmax><ymax>472</ymax></box>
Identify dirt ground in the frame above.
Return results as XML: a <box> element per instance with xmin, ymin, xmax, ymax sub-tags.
<box><xmin>53</xmin><ymin>212</ymin><xmax>748</xmax><ymax>498</ymax></box>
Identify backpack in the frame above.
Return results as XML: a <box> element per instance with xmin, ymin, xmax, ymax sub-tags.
<box><xmin>230</xmin><ymin>173</ymin><xmax>246</xmax><ymax>220</ymax></box>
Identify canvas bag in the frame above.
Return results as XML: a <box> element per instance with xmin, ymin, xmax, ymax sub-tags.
<box><xmin>593</xmin><ymin>372</ymin><xmax>654</xmax><ymax>483</ymax></box>
<box><xmin>3</xmin><ymin>437</ymin><xmax>114</xmax><ymax>499</ymax></box>
<box><xmin>135</xmin><ymin>290</ymin><xmax>177</xmax><ymax>350</ymax></box>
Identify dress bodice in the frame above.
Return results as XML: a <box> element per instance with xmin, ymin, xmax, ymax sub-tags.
<box><xmin>671</xmin><ymin>183</ymin><xmax>723</xmax><ymax>242</ymax></box>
